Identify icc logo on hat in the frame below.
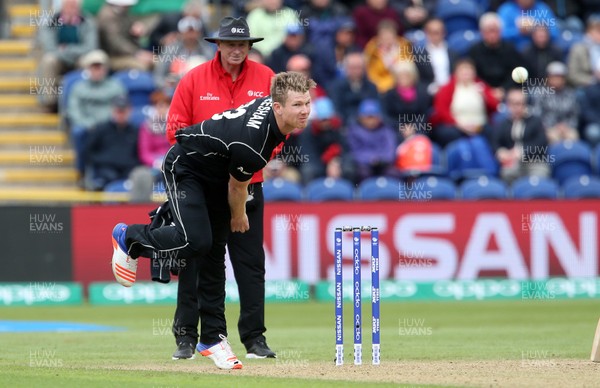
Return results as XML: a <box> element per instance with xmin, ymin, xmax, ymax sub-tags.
<box><xmin>205</xmin><ymin>17</ymin><xmax>263</xmax><ymax>43</ymax></box>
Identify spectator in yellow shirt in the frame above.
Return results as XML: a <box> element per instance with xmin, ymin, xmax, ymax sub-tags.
<box><xmin>364</xmin><ymin>19</ymin><xmax>413</xmax><ymax>92</ymax></box>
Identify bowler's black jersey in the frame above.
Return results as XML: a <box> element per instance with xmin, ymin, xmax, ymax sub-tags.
<box><xmin>173</xmin><ymin>97</ymin><xmax>285</xmax><ymax>183</ymax></box>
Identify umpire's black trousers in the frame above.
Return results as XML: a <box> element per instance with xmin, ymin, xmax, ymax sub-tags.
<box><xmin>126</xmin><ymin>148</ymin><xmax>231</xmax><ymax>344</ymax></box>
<box><xmin>172</xmin><ymin>183</ymin><xmax>267</xmax><ymax>348</ymax></box>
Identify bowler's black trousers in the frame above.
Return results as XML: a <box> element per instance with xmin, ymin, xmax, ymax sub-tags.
<box><xmin>171</xmin><ymin>183</ymin><xmax>266</xmax><ymax>348</ymax></box>
<box><xmin>125</xmin><ymin>150</ymin><xmax>231</xmax><ymax>344</ymax></box>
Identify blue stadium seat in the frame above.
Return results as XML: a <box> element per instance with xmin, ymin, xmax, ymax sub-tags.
<box><xmin>474</xmin><ymin>0</ymin><xmax>490</xmax><ymax>12</ymax></box>
<box><xmin>460</xmin><ymin>176</ymin><xmax>508</xmax><ymax>199</ymax></box>
<box><xmin>129</xmin><ymin>106</ymin><xmax>148</xmax><ymax>128</ymax></box>
<box><xmin>549</xmin><ymin>140</ymin><xmax>592</xmax><ymax>185</ymax></box>
<box><xmin>412</xmin><ymin>176</ymin><xmax>457</xmax><ymax>200</ymax></box>
<box><xmin>594</xmin><ymin>144</ymin><xmax>600</xmax><ymax>174</ymax></box>
<box><xmin>431</xmin><ymin>142</ymin><xmax>442</xmax><ymax>167</ymax></box>
<box><xmin>554</xmin><ymin>29</ymin><xmax>584</xmax><ymax>60</ymax></box>
<box><xmin>511</xmin><ymin>176</ymin><xmax>559</xmax><ymax>199</ymax></box>
<box><xmin>305</xmin><ymin>177</ymin><xmax>354</xmax><ymax>201</ymax></box>
<box><xmin>103</xmin><ymin>179</ymin><xmax>131</xmax><ymax>193</ymax></box>
<box><xmin>445</xmin><ymin>137</ymin><xmax>498</xmax><ymax>181</ymax></box>
<box><xmin>111</xmin><ymin>69</ymin><xmax>156</xmax><ymax>108</ymax></box>
<box><xmin>446</xmin><ymin>30</ymin><xmax>481</xmax><ymax>56</ymax></box>
<box><xmin>263</xmin><ymin>178</ymin><xmax>303</xmax><ymax>201</ymax></box>
<box><xmin>562</xmin><ymin>175</ymin><xmax>600</xmax><ymax>199</ymax></box>
<box><xmin>422</xmin><ymin>142</ymin><xmax>447</xmax><ymax>177</ymax></box>
<box><xmin>404</xmin><ymin>29</ymin><xmax>426</xmax><ymax>49</ymax></box>
<box><xmin>436</xmin><ymin>0</ymin><xmax>481</xmax><ymax>36</ymax></box>
<box><xmin>357</xmin><ymin>176</ymin><xmax>401</xmax><ymax>200</ymax></box>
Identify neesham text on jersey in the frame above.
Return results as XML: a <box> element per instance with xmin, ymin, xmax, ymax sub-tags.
<box><xmin>247</xmin><ymin>98</ymin><xmax>272</xmax><ymax>129</ymax></box>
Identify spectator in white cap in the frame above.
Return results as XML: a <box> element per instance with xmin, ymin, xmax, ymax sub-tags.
<box><xmin>97</xmin><ymin>0</ymin><xmax>154</xmax><ymax>71</ymax></box>
<box><xmin>67</xmin><ymin>49</ymin><xmax>126</xmax><ymax>183</ymax></box>
<box><xmin>531</xmin><ymin>61</ymin><xmax>579</xmax><ymax>144</ymax></box>
<box><xmin>153</xmin><ymin>15</ymin><xmax>213</xmax><ymax>88</ymax></box>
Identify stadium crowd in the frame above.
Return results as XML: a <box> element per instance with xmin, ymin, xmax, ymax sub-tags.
<box><xmin>32</xmin><ymin>0</ymin><xmax>600</xmax><ymax>198</ymax></box>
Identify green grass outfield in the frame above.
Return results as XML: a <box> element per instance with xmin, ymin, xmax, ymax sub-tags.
<box><xmin>0</xmin><ymin>300</ymin><xmax>598</xmax><ymax>387</ymax></box>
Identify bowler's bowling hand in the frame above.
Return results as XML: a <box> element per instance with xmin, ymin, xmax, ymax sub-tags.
<box><xmin>231</xmin><ymin>214</ymin><xmax>250</xmax><ymax>233</ymax></box>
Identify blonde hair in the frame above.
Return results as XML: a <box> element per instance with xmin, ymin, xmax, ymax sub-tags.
<box><xmin>479</xmin><ymin>12</ymin><xmax>502</xmax><ymax>31</ymax></box>
<box><xmin>393</xmin><ymin>60</ymin><xmax>419</xmax><ymax>83</ymax></box>
<box><xmin>270</xmin><ymin>71</ymin><xmax>316</xmax><ymax>105</ymax></box>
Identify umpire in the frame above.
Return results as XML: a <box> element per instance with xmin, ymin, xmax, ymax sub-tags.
<box><xmin>166</xmin><ymin>17</ymin><xmax>277</xmax><ymax>359</ymax></box>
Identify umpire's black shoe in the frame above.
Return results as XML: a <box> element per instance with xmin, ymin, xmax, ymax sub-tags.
<box><xmin>246</xmin><ymin>339</ymin><xmax>276</xmax><ymax>359</ymax></box>
<box><xmin>172</xmin><ymin>342</ymin><xmax>196</xmax><ymax>360</ymax></box>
